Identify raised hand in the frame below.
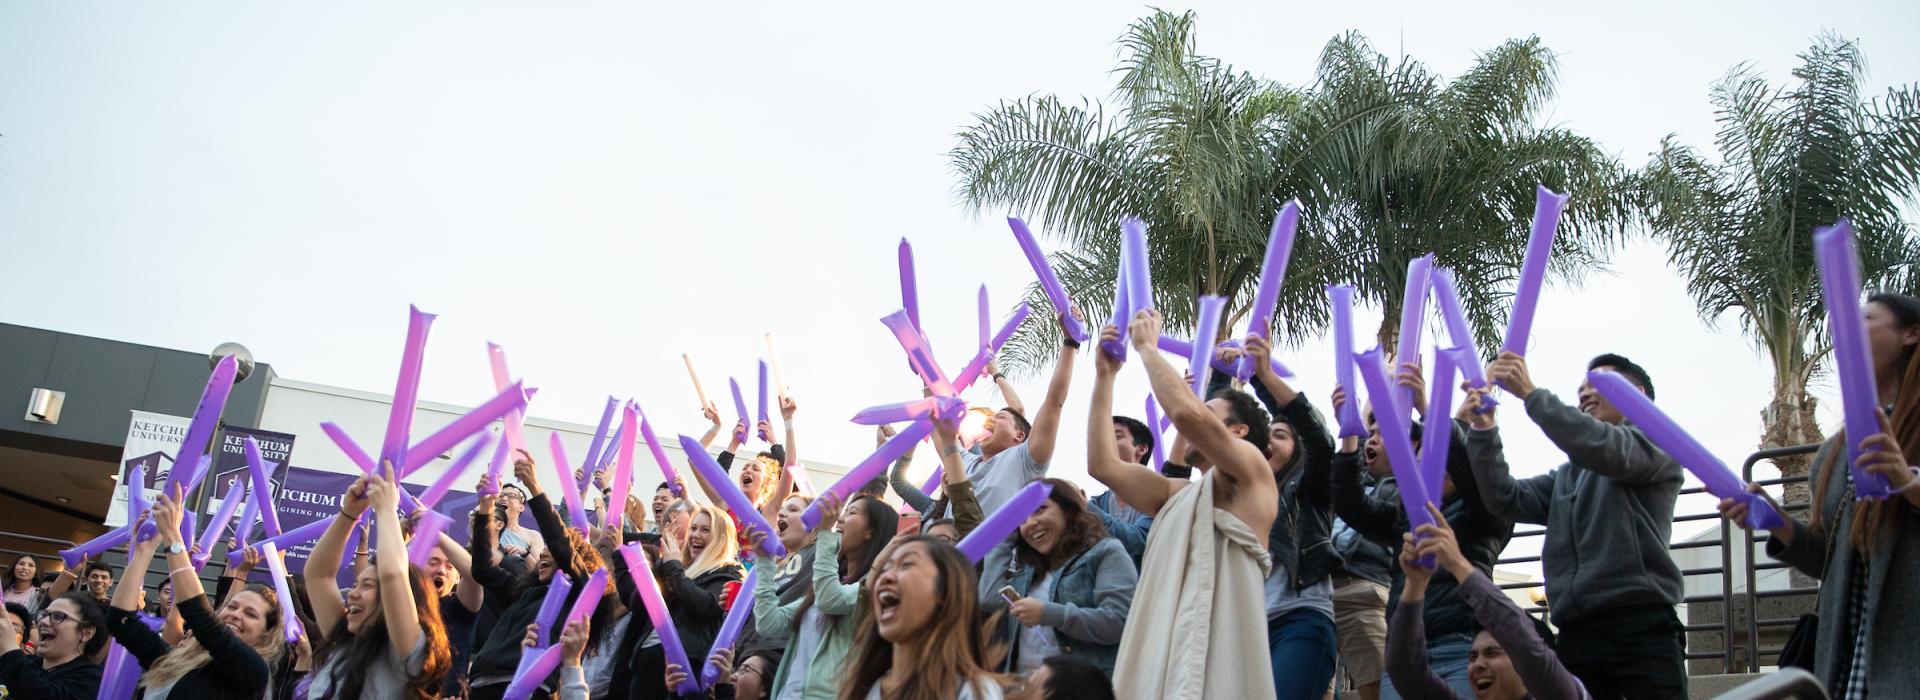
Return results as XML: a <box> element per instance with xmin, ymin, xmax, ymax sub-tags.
<box><xmin>1488</xmin><ymin>352</ymin><xmax>1535</xmax><ymax>398</ymax></box>
<box><xmin>1396</xmin><ymin>361</ymin><xmax>1427</xmax><ymax>416</ymax></box>
<box><xmin>512</xmin><ymin>449</ymin><xmax>542</xmax><ymax>495</ymax></box>
<box><xmin>1859</xmin><ymin>407</ymin><xmax>1916</xmax><ymax>496</ymax></box>
<box><xmin>367</xmin><ymin>463</ymin><xmax>402</xmax><ymax>515</ymax></box>
<box><xmin>780</xmin><ymin>395</ymin><xmax>798</xmax><ymax>422</ymax></box>
<box><xmin>341</xmin><ymin>474</ymin><xmax>372</xmax><ymax>518</ymax></box>
<box><xmin>1458</xmin><ymin>381</ymin><xmax>1496</xmax><ymax>430</ymax></box>
<box><xmin>703</xmin><ymin>404</ymin><xmax>722</xmax><ymax>427</ymax></box>
<box><xmin>815</xmin><ymin>490</ymin><xmax>846</xmax><ymax>531</ymax></box>
<box><xmin>1094</xmin><ymin>325</ymin><xmax>1126</xmax><ymax>375</ymax></box>
<box><xmin>1126</xmin><ymin>310</ymin><xmax>1162</xmax><ymax>352</ymax></box>
<box><xmin>1412</xmin><ymin>503</ymin><xmax>1471</xmax><ymax>580</ymax></box>
<box><xmin>559</xmin><ymin>619</ymin><xmax>589</xmax><ymax>667</ymax></box>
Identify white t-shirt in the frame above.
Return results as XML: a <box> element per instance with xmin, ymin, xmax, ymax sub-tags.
<box><xmin>864</xmin><ymin>677</ymin><xmax>1005</xmax><ymax>700</ymax></box>
<box><xmin>775</xmin><ymin>608</ymin><xmax>829</xmax><ymax>700</ymax></box>
<box><xmin>305</xmin><ymin>634</ymin><xmax>427</xmax><ymax>699</ymax></box>
<box><xmin>956</xmin><ymin>442</ymin><xmax>1048</xmax><ymax>516</ymax></box>
<box><xmin>1015</xmin><ymin>573</ymin><xmax>1062</xmax><ymax>673</ymax></box>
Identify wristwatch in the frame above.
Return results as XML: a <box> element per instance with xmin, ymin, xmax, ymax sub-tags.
<box><xmin>163</xmin><ymin>542</ymin><xmax>186</xmax><ymax>556</ymax></box>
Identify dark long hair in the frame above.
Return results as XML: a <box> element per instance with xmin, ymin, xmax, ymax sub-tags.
<box><xmin>1812</xmin><ymin>292</ymin><xmax>1919</xmax><ymax>553</ymax></box>
<box><xmin>310</xmin><ymin>564</ymin><xmax>450</xmax><ymax>700</ymax></box>
<box><xmin>1012</xmin><ymin>479</ymin><xmax>1108</xmax><ymax>574</ymax></box>
<box><xmin>797</xmin><ymin>494</ymin><xmax>898</xmax><ymax>623</ymax></box>
<box><xmin>1</xmin><ymin>554</ymin><xmax>35</xmax><ymax>594</ymax></box>
<box><xmin>838</xmin><ymin>537</ymin><xmax>1004</xmax><ymax>700</ymax></box>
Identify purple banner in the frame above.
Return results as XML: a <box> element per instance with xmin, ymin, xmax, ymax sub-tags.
<box><xmin>204</xmin><ymin>426</ymin><xmax>296</xmax><ymax>518</ymax></box>
<box><xmin>261</xmin><ymin>466</ymin><xmax>525</xmax><ymax>586</ymax></box>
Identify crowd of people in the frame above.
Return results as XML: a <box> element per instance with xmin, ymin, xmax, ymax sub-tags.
<box><xmin>0</xmin><ymin>292</ymin><xmax>1915</xmax><ymax>700</ymax></box>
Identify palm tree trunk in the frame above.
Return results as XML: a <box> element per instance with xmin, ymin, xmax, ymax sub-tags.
<box><xmin>1760</xmin><ymin>377</ymin><xmax>1823</xmax><ymax>506</ymax></box>
<box><xmin>1376</xmin><ymin>296</ymin><xmax>1402</xmax><ymax>359</ymax></box>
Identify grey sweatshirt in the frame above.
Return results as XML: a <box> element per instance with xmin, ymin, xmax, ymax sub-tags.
<box><xmin>1462</xmin><ymin>388</ymin><xmax>1684</xmax><ymax>627</ymax></box>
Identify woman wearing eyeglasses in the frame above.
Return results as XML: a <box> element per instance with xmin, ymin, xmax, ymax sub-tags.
<box><xmin>0</xmin><ymin>589</ymin><xmax>108</xmax><ymax>699</ymax></box>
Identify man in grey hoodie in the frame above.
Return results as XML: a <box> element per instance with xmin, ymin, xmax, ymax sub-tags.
<box><xmin>1463</xmin><ymin>352</ymin><xmax>1687</xmax><ymax>699</ymax></box>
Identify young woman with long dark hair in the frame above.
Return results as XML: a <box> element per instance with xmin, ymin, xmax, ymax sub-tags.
<box><xmin>1724</xmin><ymin>292</ymin><xmax>1920</xmax><ymax>695</ymax></box>
<box><xmin>300</xmin><ymin>466</ymin><xmax>451</xmax><ymax>699</ymax></box>
<box><xmin>109</xmin><ymin>490</ymin><xmax>287</xmax><ymax>699</ymax></box>
<box><xmin>979</xmin><ymin>478</ymin><xmax>1136</xmax><ymax>678</ymax></box>
<box><xmin>2</xmin><ymin>555</ymin><xmax>40</xmax><ymax>615</ymax></box>
<box><xmin>751</xmin><ymin>490</ymin><xmax>897</xmax><ymax>699</ymax></box>
<box><xmin>840</xmin><ymin>536</ymin><xmax>1004</xmax><ymax>700</ymax></box>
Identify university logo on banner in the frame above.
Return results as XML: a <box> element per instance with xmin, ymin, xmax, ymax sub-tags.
<box><xmin>203</xmin><ymin>426</ymin><xmax>298</xmax><ymax>521</ymax></box>
<box><xmin>106</xmin><ymin>410</ymin><xmax>192</xmax><ymax>527</ymax></box>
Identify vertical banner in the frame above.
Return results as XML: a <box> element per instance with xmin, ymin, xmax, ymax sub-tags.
<box><xmin>107</xmin><ymin>411</ymin><xmax>192</xmax><ymax>527</ymax></box>
<box><xmin>204</xmin><ymin>426</ymin><xmax>298</xmax><ymax>519</ymax></box>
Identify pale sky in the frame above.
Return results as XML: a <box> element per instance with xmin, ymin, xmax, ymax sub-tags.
<box><xmin>5</xmin><ymin>1</ymin><xmax>1917</xmax><ymax>571</ymax></box>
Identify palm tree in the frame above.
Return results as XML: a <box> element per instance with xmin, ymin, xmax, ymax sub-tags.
<box><xmin>1639</xmin><ymin>33</ymin><xmax>1920</xmax><ymax>497</ymax></box>
<box><xmin>950</xmin><ymin>10</ymin><xmax>1634</xmax><ymax>375</ymax></box>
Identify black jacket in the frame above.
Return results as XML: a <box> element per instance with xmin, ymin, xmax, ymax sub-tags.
<box><xmin>611</xmin><ymin>548</ymin><xmax>742</xmax><ymax>700</ymax></box>
<box><xmin>1332</xmin><ymin>419</ymin><xmax>1514</xmax><ymax>639</ymax></box>
<box><xmin>106</xmin><ymin>593</ymin><xmax>270</xmax><ymax>699</ymax></box>
<box><xmin>0</xmin><ymin>650</ymin><xmax>101</xmax><ymax>700</ymax></box>
<box><xmin>466</xmin><ymin>492</ymin><xmax>594</xmax><ymax>688</ymax></box>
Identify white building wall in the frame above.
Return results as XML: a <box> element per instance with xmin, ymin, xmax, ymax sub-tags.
<box><xmin>258</xmin><ymin>377</ymin><xmax>853</xmax><ymax>500</ymax></box>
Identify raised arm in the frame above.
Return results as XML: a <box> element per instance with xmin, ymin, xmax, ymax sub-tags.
<box><xmin>807</xmin><ymin>527</ymin><xmax>862</xmax><ymax>616</ymax></box>
<box><xmin>438</xmin><ymin>532</ymin><xmax>483</xmax><ymax>613</ymax></box>
<box><xmin>466</xmin><ymin>489</ymin><xmax>518</xmax><ymax>606</ymax></box>
<box><xmin>884</xmin><ymin>425</ymin><xmax>936</xmax><ymax>514</ymax></box>
<box><xmin>697</xmin><ymin>404</ymin><xmax>724</xmax><ymax>450</ymax></box>
<box><xmin>931</xmin><ymin>419</ymin><xmax>986</xmax><ymax>535</ymax></box>
<box><xmin>1417</xmin><ymin>504</ymin><xmax>1587</xmax><ymax>700</ymax></box>
<box><xmin>1021</xmin><ymin>316</ymin><xmax>1080</xmax><ymax>465</ymax></box>
<box><xmin>107</xmin><ymin>514</ymin><xmax>174</xmax><ymax>668</ymax></box>
<box><xmin>1129</xmin><ymin>311</ymin><xmax>1271</xmax><ymax>490</ymax></box>
<box><xmin>759</xmin><ymin>425</ymin><xmax>792</xmax><ymax>526</ymax></box>
<box><xmin>303</xmin><ymin>475</ymin><xmax>371</xmax><ymax>635</ymax></box>
<box><xmin>1087</xmin><ymin>323</ymin><xmax>1180</xmax><ymax>516</ymax></box>
<box><xmin>748</xmin><ymin>535</ymin><xmax>803</xmax><ymax>638</ymax></box>
<box><xmin>1490</xmin><ymin>353</ymin><xmax>1677</xmax><ymax>484</ymax></box>
<box><xmin>1459</xmin><ymin>384</ymin><xmax>1554</xmax><ymax>525</ymax></box>
<box><xmin>687</xmin><ymin>450</ymin><xmax>728</xmax><ymax>508</ymax></box>
<box><xmin>515</xmin><ymin>452</ymin><xmax>587</xmax><ymax>582</ymax></box>
<box><xmin>367</xmin><ymin>465</ymin><xmax>423</xmax><ymax>662</ymax></box>
<box><xmin>986</xmin><ymin>358</ymin><xmax>1024</xmax><ymax>415</ymax></box>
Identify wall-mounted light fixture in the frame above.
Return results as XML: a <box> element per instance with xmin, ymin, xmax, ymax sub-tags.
<box><xmin>26</xmin><ymin>388</ymin><xmax>65</xmax><ymax>424</ymax></box>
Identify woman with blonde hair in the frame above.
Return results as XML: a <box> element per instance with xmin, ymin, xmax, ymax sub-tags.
<box><xmin>107</xmin><ymin>490</ymin><xmax>286</xmax><ymax>699</ymax></box>
<box><xmin>615</xmin><ymin>502</ymin><xmax>744</xmax><ymax>699</ymax></box>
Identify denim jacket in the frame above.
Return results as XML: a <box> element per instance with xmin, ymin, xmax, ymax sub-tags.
<box><xmin>978</xmin><ymin>537</ymin><xmax>1138</xmax><ymax>676</ymax></box>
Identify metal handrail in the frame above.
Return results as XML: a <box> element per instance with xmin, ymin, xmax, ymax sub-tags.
<box><xmin>1741</xmin><ymin>443</ymin><xmax>1822</xmax><ymax>673</ymax></box>
<box><xmin>1489</xmin><ymin>443</ymin><xmax>1827</xmax><ymax>675</ymax></box>
<box><xmin>0</xmin><ymin>531</ymin><xmax>78</xmax><ymax>550</ymax></box>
